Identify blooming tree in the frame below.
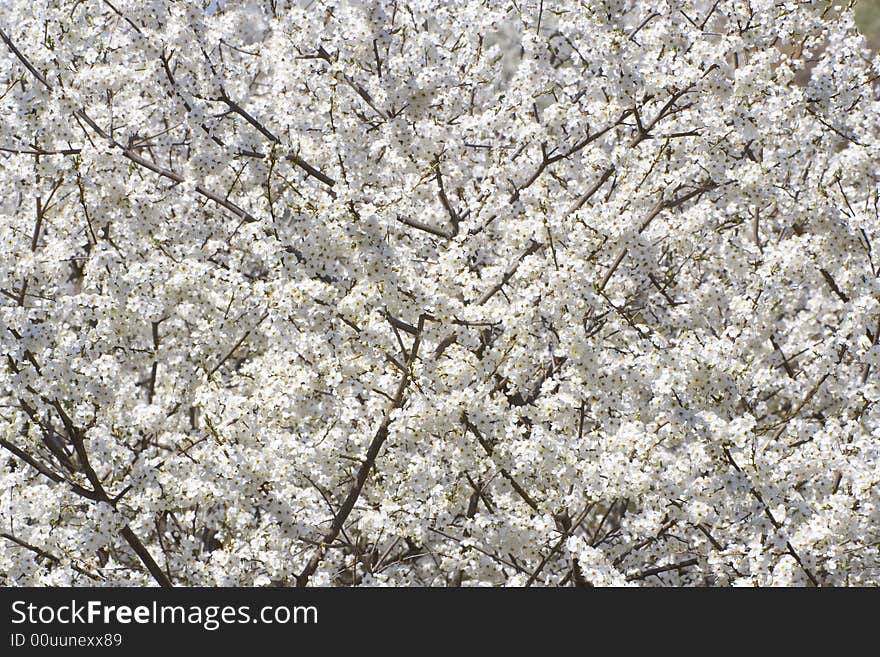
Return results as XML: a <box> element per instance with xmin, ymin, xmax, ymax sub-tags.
<box><xmin>1</xmin><ymin>0</ymin><xmax>879</xmax><ymax>587</ymax></box>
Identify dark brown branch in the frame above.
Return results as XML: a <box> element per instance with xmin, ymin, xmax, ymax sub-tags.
<box><xmin>50</xmin><ymin>400</ymin><xmax>173</xmax><ymax>587</ymax></box>
<box><xmin>462</xmin><ymin>413</ymin><xmax>539</xmax><ymax>511</ymax></box>
<box><xmin>0</xmin><ymin>437</ymin><xmax>99</xmax><ymax>501</ymax></box>
<box><xmin>118</xmin><ymin>526</ymin><xmax>172</xmax><ymax>587</ymax></box>
<box><xmin>525</xmin><ymin>503</ymin><xmax>594</xmax><ymax>586</ymax></box>
<box><xmin>215</xmin><ymin>92</ymin><xmax>336</xmax><ymax>188</ymax></box>
<box><xmin>159</xmin><ymin>51</ymin><xmax>228</xmax><ymax>152</ymax></box>
<box><xmin>627</xmin><ymin>557</ymin><xmax>699</xmax><ymax>581</ymax></box>
<box><xmin>102</xmin><ymin>0</ymin><xmax>145</xmax><ymax>36</ymax></box>
<box><xmin>315</xmin><ymin>46</ymin><xmax>388</xmax><ymax>120</ymax></box>
<box><xmin>147</xmin><ymin>320</ymin><xmax>160</xmax><ymax>403</ymax></box>
<box><xmin>722</xmin><ymin>447</ymin><xmax>820</xmax><ymax>586</ymax></box>
<box><xmin>435</xmin><ymin>157</ymin><xmax>461</xmax><ymax>236</ymax></box>
<box><xmin>598</xmin><ymin>181</ymin><xmax>717</xmax><ymax>293</ymax></box>
<box><xmin>427</xmin><ymin>526</ymin><xmax>529</xmax><ymax>575</ymax></box>
<box><xmin>469</xmin><ymin>114</ymin><xmax>630</xmax><ymax>237</ymax></box>
<box><xmin>476</xmin><ymin>240</ymin><xmax>542</xmax><ymax>305</ymax></box>
<box><xmin>1</xmin><ymin>532</ymin><xmax>104</xmax><ymax>581</ymax></box>
<box><xmin>568</xmin><ymin>166</ymin><xmax>615</xmax><ymax>214</ymax></box>
<box><xmin>647</xmin><ymin>272</ymin><xmax>681</xmax><ymax>306</ymax></box>
<box><xmin>760</xmin><ymin>373</ymin><xmax>830</xmax><ymax>431</ymax></box>
<box><xmin>0</xmin><ymin>26</ymin><xmax>52</xmax><ymax>89</ymax></box>
<box><xmin>73</xmin><ymin>110</ymin><xmax>259</xmax><ymax>224</ymax></box>
<box><xmin>30</xmin><ymin>178</ymin><xmax>62</xmax><ymax>252</ymax></box>
<box><xmin>286</xmin><ymin>153</ymin><xmax>336</xmax><ymax>188</ymax></box>
<box><xmin>17</xmin><ymin>398</ymin><xmax>76</xmax><ymax>473</ymax></box>
<box><xmin>819</xmin><ymin>268</ymin><xmax>850</xmax><ymax>303</ymax></box>
<box><xmin>590</xmin><ymin>499</ymin><xmax>619</xmax><ymax>546</ymax></box>
<box><xmin>628</xmin><ymin>12</ymin><xmax>660</xmax><ymax>42</ymax></box>
<box><xmin>770</xmin><ymin>336</ymin><xmax>797</xmax><ymax>379</ymax></box>
<box><xmin>206</xmin><ymin>311</ymin><xmax>269</xmax><ymax>379</ymax></box>
<box><xmin>806</xmin><ymin>107</ymin><xmax>866</xmax><ymax>147</ymax></box>
<box><xmin>0</xmin><ymin>146</ymin><xmax>81</xmax><ymax>156</ymax></box>
<box><xmin>296</xmin><ymin>314</ymin><xmax>434</xmax><ymax>586</ymax></box>
<box><xmin>384</xmin><ymin>312</ymin><xmax>418</xmax><ymax>335</ymax></box>
<box><xmin>397</xmin><ymin>215</ymin><xmax>454</xmax><ymax>239</ymax></box>
<box><xmin>219</xmin><ymin>93</ymin><xmax>281</xmax><ymax>143</ymax></box>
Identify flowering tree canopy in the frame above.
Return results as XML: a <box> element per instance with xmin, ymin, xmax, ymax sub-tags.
<box><xmin>1</xmin><ymin>0</ymin><xmax>879</xmax><ymax>587</ymax></box>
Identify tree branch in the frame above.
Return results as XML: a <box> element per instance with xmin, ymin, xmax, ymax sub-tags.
<box><xmin>296</xmin><ymin>314</ymin><xmax>434</xmax><ymax>586</ymax></box>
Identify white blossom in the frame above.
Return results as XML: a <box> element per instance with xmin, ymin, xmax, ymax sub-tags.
<box><xmin>1</xmin><ymin>0</ymin><xmax>879</xmax><ymax>587</ymax></box>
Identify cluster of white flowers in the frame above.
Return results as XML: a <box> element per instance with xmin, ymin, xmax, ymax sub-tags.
<box><xmin>1</xmin><ymin>0</ymin><xmax>879</xmax><ymax>586</ymax></box>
